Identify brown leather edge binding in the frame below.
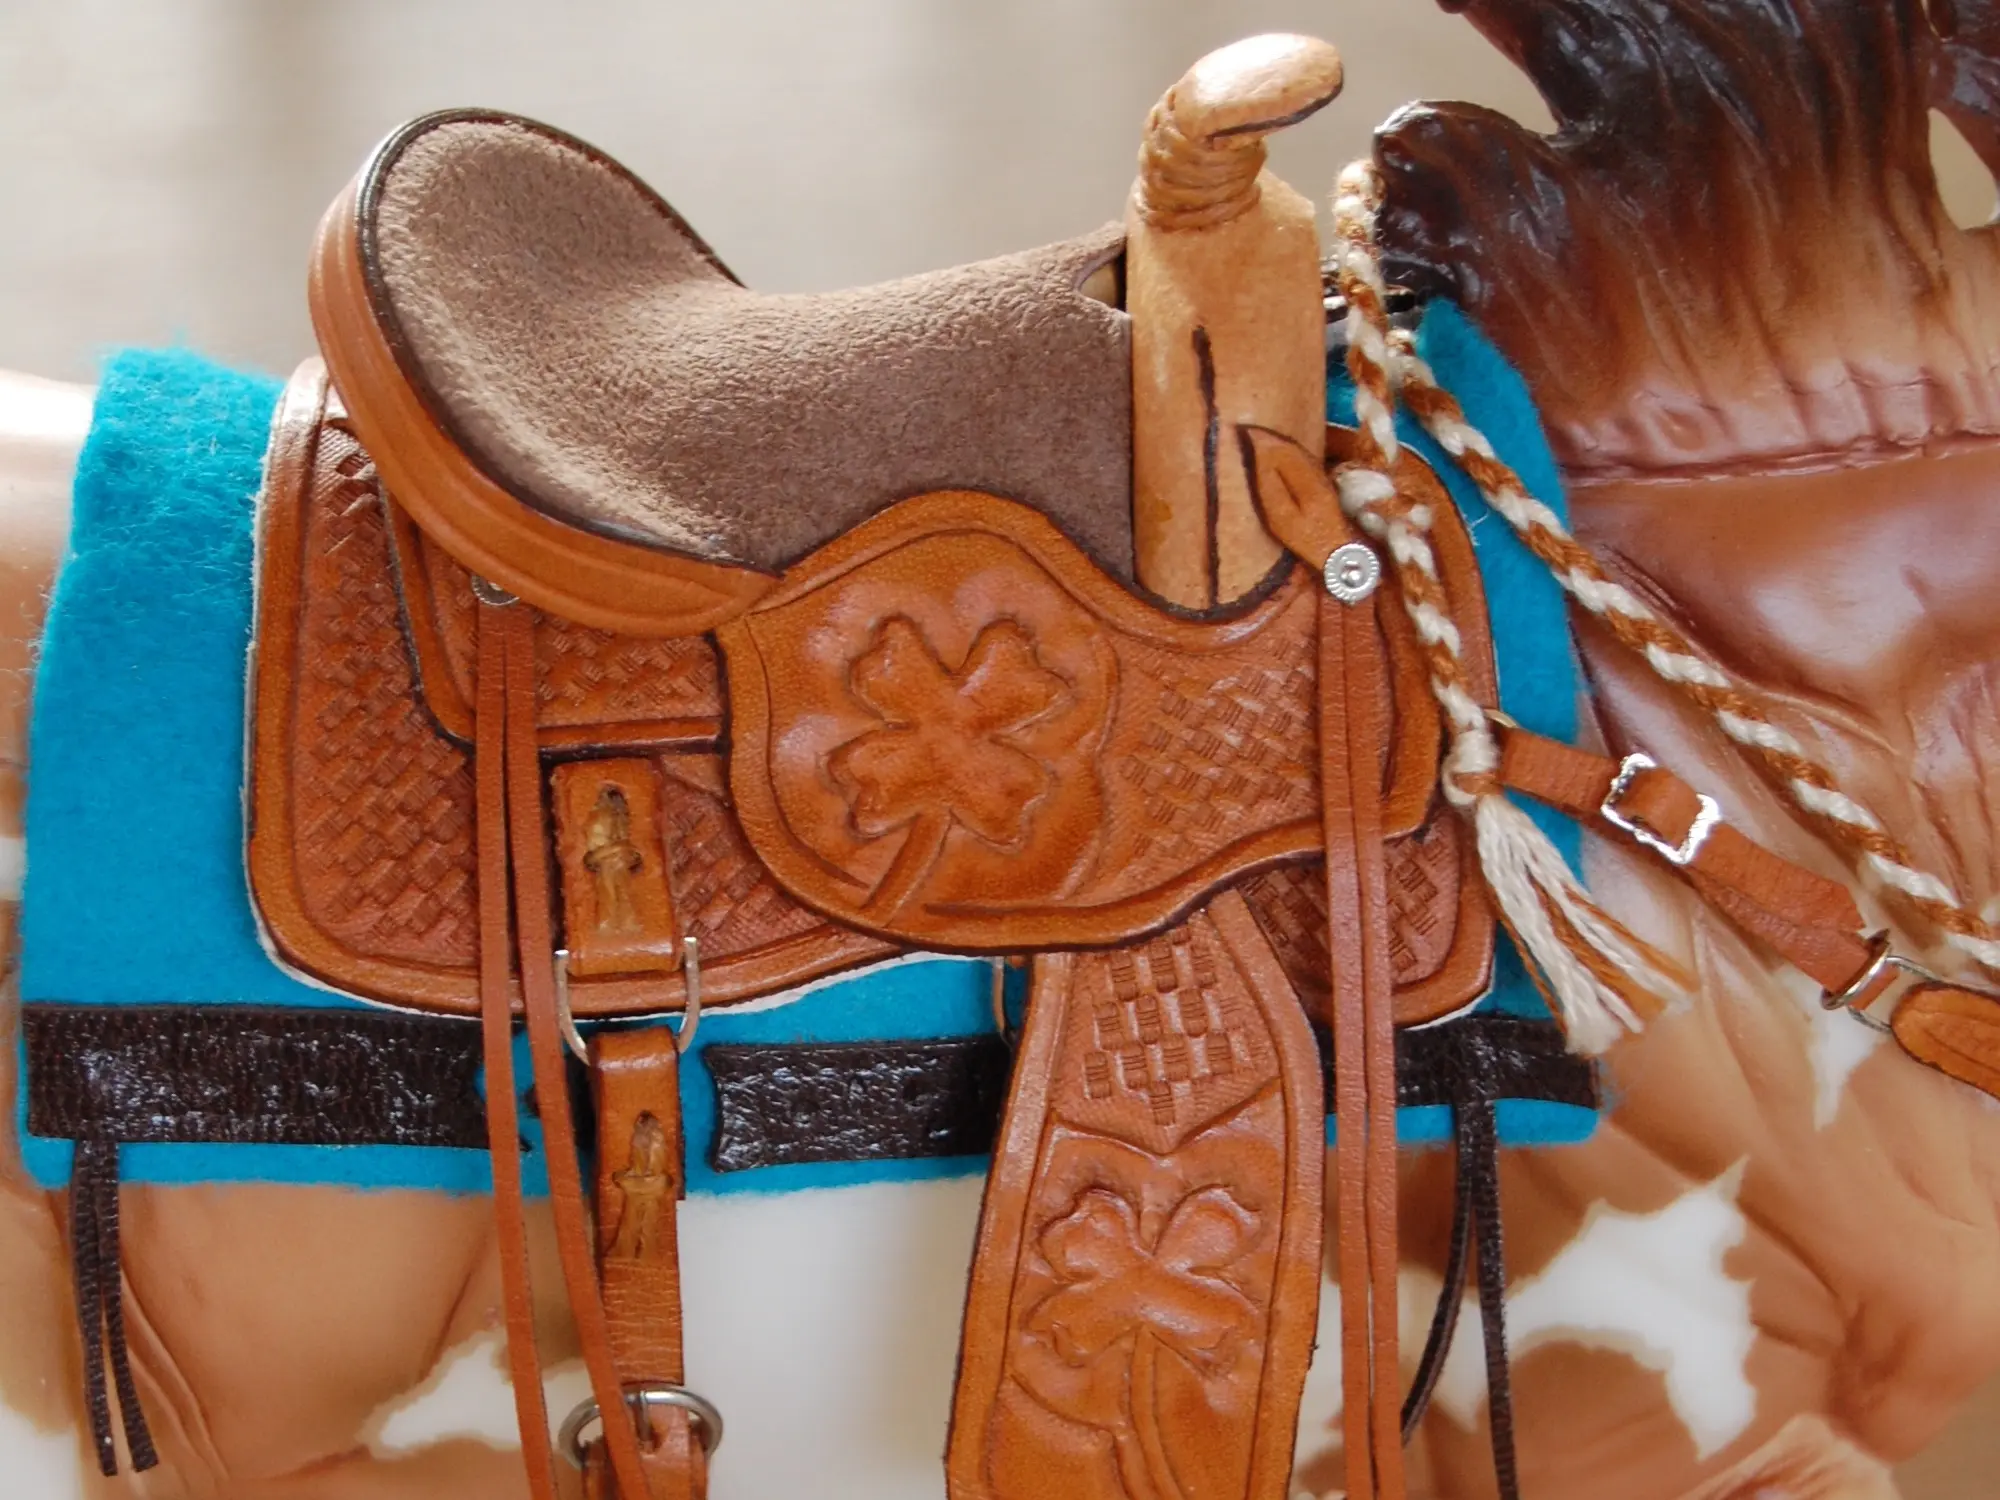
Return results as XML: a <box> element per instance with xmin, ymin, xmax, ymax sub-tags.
<box><xmin>385</xmin><ymin>501</ymin><xmax>724</xmax><ymax>754</ymax></box>
<box><xmin>308</xmin><ymin>179</ymin><xmax>774</xmax><ymax>639</ymax></box>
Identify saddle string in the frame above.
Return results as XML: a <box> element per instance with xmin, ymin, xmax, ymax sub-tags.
<box><xmin>1326</xmin><ymin>163</ymin><xmax>1682</xmax><ymax>1053</ymax></box>
<box><xmin>1332</xmin><ymin>160</ymin><xmax>2000</xmax><ymax>982</ymax></box>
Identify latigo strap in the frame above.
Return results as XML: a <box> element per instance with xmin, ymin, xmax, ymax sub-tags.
<box><xmin>946</xmin><ymin>896</ymin><xmax>1324</xmax><ymax>1500</ymax></box>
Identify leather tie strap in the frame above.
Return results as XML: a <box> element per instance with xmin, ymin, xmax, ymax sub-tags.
<box><xmin>478</xmin><ymin>598</ymin><xmax>673</xmax><ymax>1500</ymax></box>
<box><xmin>588</xmin><ymin>1027</ymin><xmax>706</xmax><ymax>1499</ymax></box>
<box><xmin>497</xmin><ymin>600</ymin><xmax>665</xmax><ymax>1500</ymax></box>
<box><xmin>1319</xmin><ymin>562</ymin><xmax>1404</xmax><ymax>1499</ymax></box>
<box><xmin>475</xmin><ymin>598</ymin><xmax>561</xmax><ymax>1500</ymax></box>
<box><xmin>1248</xmin><ymin>419</ymin><xmax>1412</xmax><ymax>1497</ymax></box>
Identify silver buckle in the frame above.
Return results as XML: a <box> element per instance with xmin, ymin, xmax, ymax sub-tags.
<box><xmin>1600</xmin><ymin>752</ymin><xmax>1721</xmax><ymax>867</ymax></box>
<box><xmin>559</xmin><ymin>1382</ymin><xmax>724</xmax><ymax>1466</ymax></box>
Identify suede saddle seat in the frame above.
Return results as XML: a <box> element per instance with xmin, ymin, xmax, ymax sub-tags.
<box><xmin>311</xmin><ymin>109</ymin><xmax>1134</xmax><ymax>635</ymax></box>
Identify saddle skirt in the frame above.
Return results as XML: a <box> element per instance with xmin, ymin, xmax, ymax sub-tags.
<box><xmin>248</xmin><ymin>370</ymin><xmax>1501</xmax><ymax>1022</ymax></box>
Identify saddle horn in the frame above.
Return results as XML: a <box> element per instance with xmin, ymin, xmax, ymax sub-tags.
<box><xmin>1128</xmin><ymin>33</ymin><xmax>1344</xmax><ymax>609</ymax></box>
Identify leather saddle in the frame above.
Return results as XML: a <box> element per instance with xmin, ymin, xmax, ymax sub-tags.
<box><xmin>248</xmin><ymin>33</ymin><xmax>1503</xmax><ymax>1500</ymax></box>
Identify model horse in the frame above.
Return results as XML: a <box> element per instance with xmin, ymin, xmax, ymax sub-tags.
<box><xmin>2</xmin><ymin>3</ymin><xmax>1999</xmax><ymax>1498</ymax></box>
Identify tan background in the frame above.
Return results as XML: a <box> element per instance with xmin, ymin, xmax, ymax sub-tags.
<box><xmin>0</xmin><ymin>1</ymin><xmax>1995</xmax><ymax>1493</ymax></box>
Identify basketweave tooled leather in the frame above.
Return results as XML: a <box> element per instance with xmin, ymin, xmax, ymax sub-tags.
<box><xmin>247</xmin><ymin>367</ymin><xmax>895</xmax><ymax>1017</ymax></box>
<box><xmin>247</xmin><ymin>368</ymin><xmax>1500</xmax><ymax>1022</ymax></box>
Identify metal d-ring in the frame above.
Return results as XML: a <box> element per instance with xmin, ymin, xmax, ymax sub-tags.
<box><xmin>553</xmin><ymin>938</ymin><xmax>703</xmax><ymax>1064</ymax></box>
<box><xmin>1819</xmin><ymin>935</ymin><xmax>1938</xmax><ymax>1035</ymax></box>
<box><xmin>557</xmin><ymin>1382</ymin><xmax>724</xmax><ymax>1467</ymax></box>
<box><xmin>989</xmin><ymin>955</ymin><xmax>1026</xmax><ymax>1050</ymax></box>
<box><xmin>674</xmin><ymin>935</ymin><xmax>703</xmax><ymax>1054</ymax></box>
<box><xmin>553</xmin><ymin>949</ymin><xmax>589</xmax><ymax>1063</ymax></box>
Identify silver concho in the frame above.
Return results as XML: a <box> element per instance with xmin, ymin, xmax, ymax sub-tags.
<box><xmin>1322</xmin><ymin>541</ymin><xmax>1382</xmax><ymax>605</ymax></box>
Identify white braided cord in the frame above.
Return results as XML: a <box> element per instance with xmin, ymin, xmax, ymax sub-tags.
<box><xmin>1328</xmin><ymin>163</ymin><xmax>1680</xmax><ymax>1046</ymax></box>
<box><xmin>1335</xmin><ymin>163</ymin><xmax>2000</xmax><ymax>978</ymax></box>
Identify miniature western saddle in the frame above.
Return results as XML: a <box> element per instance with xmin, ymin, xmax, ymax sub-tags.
<box><xmin>257</xmin><ymin>35</ymin><xmax>1489</xmax><ymax>1499</ymax></box>
<box><xmin>37</xmin><ymin>27</ymin><xmax>1996</xmax><ymax>1500</ymax></box>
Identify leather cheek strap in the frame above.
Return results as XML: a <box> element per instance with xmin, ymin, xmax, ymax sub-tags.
<box><xmin>1495</xmin><ymin>727</ymin><xmax>2000</xmax><ymax>1102</ymax></box>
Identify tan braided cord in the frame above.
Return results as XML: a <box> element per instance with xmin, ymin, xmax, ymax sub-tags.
<box><xmin>1325</xmin><ymin>164</ymin><xmax>1680</xmax><ymax>1052</ymax></box>
<box><xmin>1332</xmin><ymin>159</ymin><xmax>2000</xmax><ymax>980</ymax></box>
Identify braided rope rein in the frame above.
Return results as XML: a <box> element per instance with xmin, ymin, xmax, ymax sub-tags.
<box><xmin>1326</xmin><ymin>167</ymin><xmax>1680</xmax><ymax>1052</ymax></box>
<box><xmin>1331</xmin><ymin>159</ymin><xmax>2000</xmax><ymax>989</ymax></box>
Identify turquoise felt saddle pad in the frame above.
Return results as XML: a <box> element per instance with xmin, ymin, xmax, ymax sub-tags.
<box><xmin>18</xmin><ymin>305</ymin><xmax>1596</xmax><ymax>1197</ymax></box>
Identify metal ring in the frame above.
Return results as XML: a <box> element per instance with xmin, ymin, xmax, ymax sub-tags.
<box><xmin>552</xmin><ymin>938</ymin><xmax>702</xmax><ymax>1062</ymax></box>
<box><xmin>558</xmin><ymin>1383</ymin><xmax>724</xmax><ymax>1467</ymax></box>
<box><xmin>1820</xmin><ymin>935</ymin><xmax>1937</xmax><ymax>1033</ymax></box>
<box><xmin>989</xmin><ymin>955</ymin><xmax>1025</xmax><ymax>1050</ymax></box>
<box><xmin>553</xmin><ymin>949</ymin><xmax>589</xmax><ymax>1064</ymax></box>
<box><xmin>672</xmin><ymin>935</ymin><xmax>703</xmax><ymax>1054</ymax></box>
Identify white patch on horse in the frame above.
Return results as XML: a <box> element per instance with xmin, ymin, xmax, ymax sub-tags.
<box><xmin>679</xmin><ymin>1175</ymin><xmax>983</xmax><ymax>1499</ymax></box>
<box><xmin>0</xmin><ymin>1392</ymin><xmax>85</xmax><ymax>1497</ymax></box>
<box><xmin>1774</xmin><ymin>964</ymin><xmax>1882</xmax><ymax>1128</ymax></box>
<box><xmin>1423</xmin><ymin>1162</ymin><xmax>1756</xmax><ymax>1459</ymax></box>
<box><xmin>364</xmin><ymin>1328</ymin><xmax>587</xmax><ymax>1455</ymax></box>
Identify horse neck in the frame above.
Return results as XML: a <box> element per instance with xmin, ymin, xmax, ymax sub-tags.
<box><xmin>1567</xmin><ymin>441</ymin><xmax>2000</xmax><ymax>916</ymax></box>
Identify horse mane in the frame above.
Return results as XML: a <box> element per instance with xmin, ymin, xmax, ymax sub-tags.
<box><xmin>1375</xmin><ymin>0</ymin><xmax>2000</xmax><ymax>478</ymax></box>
